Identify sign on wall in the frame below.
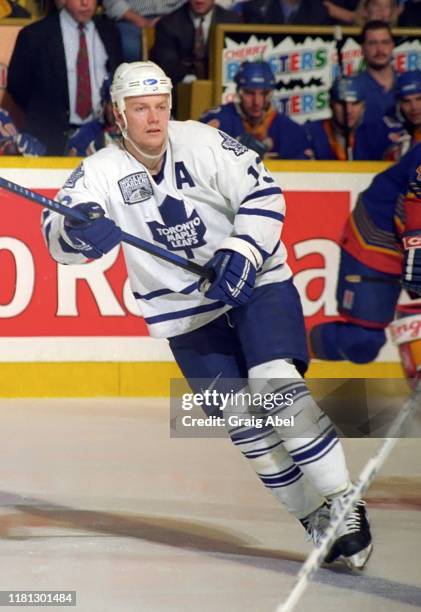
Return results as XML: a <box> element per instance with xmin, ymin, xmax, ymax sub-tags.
<box><xmin>213</xmin><ymin>25</ymin><xmax>421</xmax><ymax>124</ymax></box>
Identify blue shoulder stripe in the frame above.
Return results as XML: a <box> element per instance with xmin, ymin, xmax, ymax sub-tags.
<box><xmin>145</xmin><ymin>301</ymin><xmax>225</xmax><ymax>324</ymax></box>
<box><xmin>241</xmin><ymin>187</ymin><xmax>282</xmax><ymax>205</ymax></box>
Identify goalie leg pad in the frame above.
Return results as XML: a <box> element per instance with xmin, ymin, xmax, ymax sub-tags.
<box><xmin>310</xmin><ymin>321</ymin><xmax>386</xmax><ymax>363</ymax></box>
<box><xmin>337</xmin><ymin>251</ymin><xmax>401</xmax><ymax>326</ymax></box>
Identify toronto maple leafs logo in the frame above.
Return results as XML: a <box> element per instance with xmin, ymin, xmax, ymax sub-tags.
<box><xmin>63</xmin><ymin>164</ymin><xmax>84</xmax><ymax>189</ymax></box>
<box><xmin>218</xmin><ymin>130</ymin><xmax>247</xmax><ymax>157</ymax></box>
<box><xmin>147</xmin><ymin>195</ymin><xmax>206</xmax><ymax>258</ymax></box>
<box><xmin>118</xmin><ymin>172</ymin><xmax>153</xmax><ymax>204</ymax></box>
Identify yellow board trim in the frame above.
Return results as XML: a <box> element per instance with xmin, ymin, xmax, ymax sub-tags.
<box><xmin>0</xmin><ymin>361</ymin><xmax>404</xmax><ymax>397</ymax></box>
<box><xmin>0</xmin><ymin>157</ymin><xmax>390</xmax><ymax>174</ymax></box>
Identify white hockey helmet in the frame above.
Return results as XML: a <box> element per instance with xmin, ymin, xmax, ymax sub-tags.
<box><xmin>110</xmin><ymin>61</ymin><xmax>173</xmax><ymax>116</ymax></box>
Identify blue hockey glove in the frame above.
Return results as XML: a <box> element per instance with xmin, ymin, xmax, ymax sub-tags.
<box><xmin>15</xmin><ymin>132</ymin><xmax>47</xmax><ymax>156</ymax></box>
<box><xmin>402</xmin><ymin>232</ymin><xmax>421</xmax><ymax>295</ymax></box>
<box><xmin>63</xmin><ymin>202</ymin><xmax>122</xmax><ymax>259</ymax></box>
<box><xmin>199</xmin><ymin>237</ymin><xmax>261</xmax><ymax>307</ymax></box>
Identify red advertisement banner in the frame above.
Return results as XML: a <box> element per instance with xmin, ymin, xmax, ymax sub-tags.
<box><xmin>0</xmin><ymin>187</ymin><xmax>349</xmax><ymax>336</ymax></box>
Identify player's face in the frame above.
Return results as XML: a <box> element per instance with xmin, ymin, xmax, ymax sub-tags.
<box><xmin>123</xmin><ymin>94</ymin><xmax>170</xmax><ymax>154</ymax></box>
<box><xmin>400</xmin><ymin>94</ymin><xmax>421</xmax><ymax>127</ymax></box>
<box><xmin>240</xmin><ymin>88</ymin><xmax>272</xmax><ymax>121</ymax></box>
<box><xmin>189</xmin><ymin>0</ymin><xmax>214</xmax><ymax>15</ymax></box>
<box><xmin>63</xmin><ymin>0</ymin><xmax>97</xmax><ymax>23</ymax></box>
<box><xmin>332</xmin><ymin>100</ymin><xmax>365</xmax><ymax>130</ymax></box>
<box><xmin>362</xmin><ymin>29</ymin><xmax>394</xmax><ymax>70</ymax></box>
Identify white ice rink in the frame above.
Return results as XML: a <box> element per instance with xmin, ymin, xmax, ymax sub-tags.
<box><xmin>0</xmin><ymin>398</ymin><xmax>420</xmax><ymax>612</ymax></box>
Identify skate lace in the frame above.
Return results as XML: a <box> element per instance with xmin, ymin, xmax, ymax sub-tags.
<box><xmin>335</xmin><ymin>499</ymin><xmax>366</xmax><ymax>534</ymax></box>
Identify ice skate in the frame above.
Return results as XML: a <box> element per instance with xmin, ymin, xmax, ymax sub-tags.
<box><xmin>325</xmin><ymin>494</ymin><xmax>373</xmax><ymax>570</ymax></box>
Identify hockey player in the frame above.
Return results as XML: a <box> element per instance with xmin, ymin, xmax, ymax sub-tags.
<box><xmin>392</xmin><ymin>70</ymin><xmax>421</xmax><ymax>158</ymax></box>
<box><xmin>305</xmin><ymin>75</ymin><xmax>401</xmax><ymax>160</ymax></box>
<box><xmin>42</xmin><ymin>61</ymin><xmax>372</xmax><ymax>569</ymax></box>
<box><xmin>199</xmin><ymin>60</ymin><xmax>311</xmax><ymax>160</ymax></box>
<box><xmin>310</xmin><ymin>143</ymin><xmax>421</xmax><ymax>364</ymax></box>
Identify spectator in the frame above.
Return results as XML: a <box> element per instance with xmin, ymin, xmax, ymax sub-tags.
<box><xmin>102</xmin><ymin>0</ymin><xmax>186</xmax><ymax>62</ymax></box>
<box><xmin>354</xmin><ymin>20</ymin><xmax>396</xmax><ymax>124</ymax></box>
<box><xmin>0</xmin><ymin>108</ymin><xmax>46</xmax><ymax>156</ymax></box>
<box><xmin>398</xmin><ymin>0</ymin><xmax>421</xmax><ymax>27</ymax></box>
<box><xmin>151</xmin><ymin>0</ymin><xmax>241</xmax><ymax>113</ymax></box>
<box><xmin>305</xmin><ymin>75</ymin><xmax>401</xmax><ymax>160</ymax></box>
<box><xmin>200</xmin><ymin>60</ymin><xmax>311</xmax><ymax>159</ymax></box>
<box><xmin>241</xmin><ymin>0</ymin><xmax>332</xmax><ymax>25</ymax></box>
<box><xmin>66</xmin><ymin>77</ymin><xmax>121</xmax><ymax>155</ymax></box>
<box><xmin>323</xmin><ymin>0</ymin><xmax>400</xmax><ymax>26</ymax></box>
<box><xmin>7</xmin><ymin>0</ymin><xmax>122</xmax><ymax>156</ymax></box>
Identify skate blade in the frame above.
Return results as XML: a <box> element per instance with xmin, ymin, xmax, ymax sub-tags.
<box><xmin>343</xmin><ymin>542</ymin><xmax>373</xmax><ymax>570</ymax></box>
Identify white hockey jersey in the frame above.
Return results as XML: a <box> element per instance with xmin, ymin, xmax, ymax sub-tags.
<box><xmin>43</xmin><ymin>120</ymin><xmax>292</xmax><ymax>338</ymax></box>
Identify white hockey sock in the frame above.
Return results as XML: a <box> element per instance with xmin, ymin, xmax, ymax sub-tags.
<box><xmin>226</xmin><ymin>386</ymin><xmax>324</xmax><ymax>519</ymax></box>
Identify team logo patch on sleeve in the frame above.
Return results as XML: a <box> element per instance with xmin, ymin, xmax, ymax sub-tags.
<box><xmin>118</xmin><ymin>172</ymin><xmax>153</xmax><ymax>204</ymax></box>
<box><xmin>218</xmin><ymin>130</ymin><xmax>247</xmax><ymax>156</ymax></box>
<box><xmin>63</xmin><ymin>164</ymin><xmax>84</xmax><ymax>189</ymax></box>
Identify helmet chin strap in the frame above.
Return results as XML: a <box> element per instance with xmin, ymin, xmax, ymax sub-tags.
<box><xmin>121</xmin><ymin>126</ymin><xmax>168</xmax><ymax>162</ymax></box>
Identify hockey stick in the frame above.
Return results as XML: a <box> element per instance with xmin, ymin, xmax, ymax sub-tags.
<box><xmin>276</xmin><ymin>379</ymin><xmax>421</xmax><ymax>612</ymax></box>
<box><xmin>0</xmin><ymin>176</ymin><xmax>213</xmax><ymax>281</ymax></box>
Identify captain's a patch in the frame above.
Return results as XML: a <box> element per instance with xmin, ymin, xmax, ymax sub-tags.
<box><xmin>64</xmin><ymin>164</ymin><xmax>84</xmax><ymax>189</ymax></box>
<box><xmin>218</xmin><ymin>130</ymin><xmax>247</xmax><ymax>157</ymax></box>
<box><xmin>118</xmin><ymin>172</ymin><xmax>153</xmax><ymax>204</ymax></box>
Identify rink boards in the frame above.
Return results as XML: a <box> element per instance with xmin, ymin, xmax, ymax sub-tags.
<box><xmin>0</xmin><ymin>158</ymin><xmax>404</xmax><ymax>396</ymax></box>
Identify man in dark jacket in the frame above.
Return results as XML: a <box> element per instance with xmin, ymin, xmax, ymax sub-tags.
<box><xmin>151</xmin><ymin>0</ymin><xmax>241</xmax><ymax>110</ymax></box>
<box><xmin>7</xmin><ymin>0</ymin><xmax>122</xmax><ymax>155</ymax></box>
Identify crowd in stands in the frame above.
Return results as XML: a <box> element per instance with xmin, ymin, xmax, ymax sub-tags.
<box><xmin>0</xmin><ymin>0</ymin><xmax>420</xmax><ymax>159</ymax></box>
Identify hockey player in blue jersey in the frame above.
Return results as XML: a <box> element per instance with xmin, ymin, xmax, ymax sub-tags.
<box><xmin>305</xmin><ymin>75</ymin><xmax>401</xmax><ymax>160</ymax></box>
<box><xmin>310</xmin><ymin>143</ymin><xmax>421</xmax><ymax>363</ymax></box>
<box><xmin>392</xmin><ymin>70</ymin><xmax>421</xmax><ymax>158</ymax></box>
<box><xmin>199</xmin><ymin>60</ymin><xmax>311</xmax><ymax>160</ymax></box>
<box><xmin>42</xmin><ymin>60</ymin><xmax>372</xmax><ymax>569</ymax></box>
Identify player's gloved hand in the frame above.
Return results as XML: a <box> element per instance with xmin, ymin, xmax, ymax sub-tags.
<box><xmin>199</xmin><ymin>237</ymin><xmax>262</xmax><ymax>307</ymax></box>
<box><xmin>237</xmin><ymin>132</ymin><xmax>268</xmax><ymax>158</ymax></box>
<box><xmin>63</xmin><ymin>202</ymin><xmax>122</xmax><ymax>259</ymax></box>
<box><xmin>0</xmin><ymin>108</ymin><xmax>17</xmax><ymax>141</ymax></box>
<box><xmin>15</xmin><ymin>132</ymin><xmax>47</xmax><ymax>156</ymax></box>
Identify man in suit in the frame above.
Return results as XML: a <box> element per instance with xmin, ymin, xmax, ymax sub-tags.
<box><xmin>151</xmin><ymin>0</ymin><xmax>241</xmax><ymax>112</ymax></box>
<box><xmin>7</xmin><ymin>0</ymin><xmax>122</xmax><ymax>155</ymax></box>
<box><xmin>241</xmin><ymin>0</ymin><xmax>331</xmax><ymax>25</ymax></box>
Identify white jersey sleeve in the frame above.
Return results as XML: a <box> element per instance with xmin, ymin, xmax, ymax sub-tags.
<box><xmin>202</xmin><ymin>126</ymin><xmax>286</xmax><ymax>267</ymax></box>
<box><xmin>42</xmin><ymin>157</ymin><xmax>112</xmax><ymax>265</ymax></box>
